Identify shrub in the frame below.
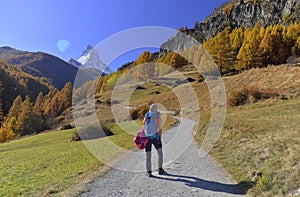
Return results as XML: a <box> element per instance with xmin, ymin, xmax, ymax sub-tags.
<box><xmin>261</xmin><ymin>88</ymin><xmax>279</xmax><ymax>99</ymax></box>
<box><xmin>71</xmin><ymin>124</ymin><xmax>113</xmax><ymax>141</ymax></box>
<box><xmin>228</xmin><ymin>86</ymin><xmax>279</xmax><ymax>106</ymax></box>
<box><xmin>129</xmin><ymin>108</ymin><xmax>139</xmax><ymax>120</ymax></box>
<box><xmin>228</xmin><ymin>88</ymin><xmax>249</xmax><ymax>106</ymax></box>
<box><xmin>129</xmin><ymin>103</ymin><xmax>150</xmax><ymax>120</ymax></box>
<box><xmin>138</xmin><ymin>104</ymin><xmax>149</xmax><ymax>118</ymax></box>
<box><xmin>60</xmin><ymin>124</ymin><xmax>73</xmax><ymax>130</ymax></box>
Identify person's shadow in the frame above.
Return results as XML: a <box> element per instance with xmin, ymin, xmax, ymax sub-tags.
<box><xmin>152</xmin><ymin>172</ymin><xmax>253</xmax><ymax>195</ymax></box>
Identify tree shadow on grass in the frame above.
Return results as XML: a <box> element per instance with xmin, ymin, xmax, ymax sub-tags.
<box><xmin>152</xmin><ymin>172</ymin><xmax>253</xmax><ymax>195</ymax></box>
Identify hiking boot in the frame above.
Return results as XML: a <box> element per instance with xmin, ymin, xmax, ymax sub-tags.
<box><xmin>147</xmin><ymin>171</ymin><xmax>153</xmax><ymax>177</ymax></box>
<box><xmin>158</xmin><ymin>168</ymin><xmax>165</xmax><ymax>175</ymax></box>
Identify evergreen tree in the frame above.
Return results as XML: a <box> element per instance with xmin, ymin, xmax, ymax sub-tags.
<box><xmin>44</xmin><ymin>94</ymin><xmax>59</xmax><ymax>120</ymax></box>
<box><xmin>42</xmin><ymin>83</ymin><xmax>72</xmax><ymax>128</ymax></box>
<box><xmin>259</xmin><ymin>26</ymin><xmax>273</xmax><ymax>65</ymax></box>
<box><xmin>204</xmin><ymin>26</ymin><xmax>236</xmax><ymax>73</ymax></box>
<box><xmin>43</xmin><ymin>89</ymin><xmax>58</xmax><ymax>118</ymax></box>
<box><xmin>33</xmin><ymin>92</ymin><xmax>44</xmax><ymax>115</ymax></box>
<box><xmin>131</xmin><ymin>51</ymin><xmax>154</xmax><ymax>80</ymax></box>
<box><xmin>296</xmin><ymin>36</ymin><xmax>300</xmax><ymax>55</ymax></box>
<box><xmin>6</xmin><ymin>95</ymin><xmax>23</xmax><ymax>124</ymax></box>
<box><xmin>157</xmin><ymin>52</ymin><xmax>188</xmax><ymax>68</ymax></box>
<box><xmin>194</xmin><ymin>21</ymin><xmax>199</xmax><ymax>28</ymax></box>
<box><xmin>284</xmin><ymin>22</ymin><xmax>300</xmax><ymax>55</ymax></box>
<box><xmin>0</xmin><ymin>121</ymin><xmax>15</xmax><ymax>143</ymax></box>
<box><xmin>18</xmin><ymin>95</ymin><xmax>35</xmax><ymax>136</ymax></box>
<box><xmin>230</xmin><ymin>27</ymin><xmax>244</xmax><ymax>55</ymax></box>
<box><xmin>132</xmin><ymin>51</ymin><xmax>154</xmax><ymax>66</ymax></box>
<box><xmin>236</xmin><ymin>24</ymin><xmax>263</xmax><ymax>70</ymax></box>
<box><xmin>0</xmin><ymin>82</ymin><xmax>4</xmax><ymax>125</ymax></box>
<box><xmin>57</xmin><ymin>82</ymin><xmax>72</xmax><ymax>115</ymax></box>
<box><xmin>263</xmin><ymin>25</ymin><xmax>285</xmax><ymax>64</ymax></box>
<box><xmin>1</xmin><ymin>95</ymin><xmax>23</xmax><ymax>137</ymax></box>
<box><xmin>33</xmin><ymin>92</ymin><xmax>45</xmax><ymax>131</ymax></box>
<box><xmin>169</xmin><ymin>52</ymin><xmax>188</xmax><ymax>68</ymax></box>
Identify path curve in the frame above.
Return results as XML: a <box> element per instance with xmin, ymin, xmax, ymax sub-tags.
<box><xmin>80</xmin><ymin>118</ymin><xmax>247</xmax><ymax>197</ymax></box>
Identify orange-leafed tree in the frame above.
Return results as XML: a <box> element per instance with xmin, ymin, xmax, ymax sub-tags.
<box><xmin>0</xmin><ymin>82</ymin><xmax>4</xmax><ymax>125</ymax></box>
<box><xmin>0</xmin><ymin>121</ymin><xmax>15</xmax><ymax>143</ymax></box>
<box><xmin>18</xmin><ymin>95</ymin><xmax>35</xmax><ymax>136</ymax></box>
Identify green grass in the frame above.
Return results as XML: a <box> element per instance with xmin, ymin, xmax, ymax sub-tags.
<box><xmin>108</xmin><ymin>121</ymin><xmax>141</xmax><ymax>150</ymax></box>
<box><xmin>196</xmin><ymin>98</ymin><xmax>300</xmax><ymax>196</ymax></box>
<box><xmin>0</xmin><ymin>129</ymin><xmax>102</xmax><ymax>196</ymax></box>
<box><xmin>0</xmin><ymin>116</ymin><xmax>177</xmax><ymax>196</ymax></box>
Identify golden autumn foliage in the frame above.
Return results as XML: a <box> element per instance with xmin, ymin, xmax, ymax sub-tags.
<box><xmin>156</xmin><ymin>52</ymin><xmax>188</xmax><ymax>69</ymax></box>
<box><xmin>0</xmin><ymin>82</ymin><xmax>3</xmax><ymax>124</ymax></box>
<box><xmin>0</xmin><ymin>122</ymin><xmax>15</xmax><ymax>143</ymax></box>
<box><xmin>0</xmin><ymin>82</ymin><xmax>73</xmax><ymax>143</ymax></box>
<box><xmin>203</xmin><ymin>22</ymin><xmax>300</xmax><ymax>73</ymax></box>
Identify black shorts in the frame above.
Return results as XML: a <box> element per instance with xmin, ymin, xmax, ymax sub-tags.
<box><xmin>145</xmin><ymin>137</ymin><xmax>162</xmax><ymax>152</ymax></box>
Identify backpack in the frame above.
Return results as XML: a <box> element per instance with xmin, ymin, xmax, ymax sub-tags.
<box><xmin>143</xmin><ymin>112</ymin><xmax>159</xmax><ymax>139</ymax></box>
<box><xmin>133</xmin><ymin>128</ymin><xmax>148</xmax><ymax>150</ymax></box>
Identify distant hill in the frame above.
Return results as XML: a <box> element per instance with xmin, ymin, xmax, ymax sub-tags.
<box><xmin>0</xmin><ymin>46</ymin><xmax>78</xmax><ymax>89</ymax></box>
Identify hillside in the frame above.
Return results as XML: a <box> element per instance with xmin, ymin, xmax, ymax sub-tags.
<box><xmin>126</xmin><ymin>65</ymin><xmax>299</xmax><ymax>113</ymax></box>
<box><xmin>0</xmin><ymin>46</ymin><xmax>78</xmax><ymax>89</ymax></box>
<box><xmin>196</xmin><ymin>96</ymin><xmax>300</xmax><ymax>196</ymax></box>
<box><xmin>0</xmin><ymin>62</ymin><xmax>52</xmax><ymax>114</ymax></box>
<box><xmin>2</xmin><ymin>64</ymin><xmax>298</xmax><ymax>195</ymax></box>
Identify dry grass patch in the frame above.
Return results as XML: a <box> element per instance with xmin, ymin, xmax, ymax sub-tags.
<box><xmin>196</xmin><ymin>98</ymin><xmax>300</xmax><ymax>196</ymax></box>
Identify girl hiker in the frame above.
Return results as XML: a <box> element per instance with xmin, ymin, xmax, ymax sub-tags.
<box><xmin>143</xmin><ymin>104</ymin><xmax>165</xmax><ymax>177</ymax></box>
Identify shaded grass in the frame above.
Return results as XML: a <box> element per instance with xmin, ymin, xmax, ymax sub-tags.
<box><xmin>195</xmin><ymin>98</ymin><xmax>300</xmax><ymax>196</ymax></box>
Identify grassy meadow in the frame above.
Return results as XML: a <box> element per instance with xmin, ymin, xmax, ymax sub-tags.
<box><xmin>0</xmin><ymin>129</ymin><xmax>102</xmax><ymax>196</ymax></box>
<box><xmin>0</xmin><ymin>113</ymin><xmax>176</xmax><ymax>196</ymax></box>
<box><xmin>196</xmin><ymin>98</ymin><xmax>300</xmax><ymax>196</ymax></box>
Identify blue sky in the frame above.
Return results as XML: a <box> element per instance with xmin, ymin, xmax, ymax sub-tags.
<box><xmin>0</xmin><ymin>0</ymin><xmax>227</xmax><ymax>70</ymax></box>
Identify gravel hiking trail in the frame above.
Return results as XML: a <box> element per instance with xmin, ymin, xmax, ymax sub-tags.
<box><xmin>80</xmin><ymin>118</ymin><xmax>247</xmax><ymax>197</ymax></box>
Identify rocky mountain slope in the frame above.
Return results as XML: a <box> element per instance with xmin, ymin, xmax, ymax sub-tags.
<box><xmin>69</xmin><ymin>45</ymin><xmax>111</xmax><ymax>74</ymax></box>
<box><xmin>162</xmin><ymin>0</ymin><xmax>300</xmax><ymax>50</ymax></box>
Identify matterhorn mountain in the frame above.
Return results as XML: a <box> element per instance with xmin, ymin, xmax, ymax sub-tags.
<box><xmin>69</xmin><ymin>45</ymin><xmax>111</xmax><ymax>74</ymax></box>
<box><xmin>68</xmin><ymin>58</ymin><xmax>82</xmax><ymax>68</ymax></box>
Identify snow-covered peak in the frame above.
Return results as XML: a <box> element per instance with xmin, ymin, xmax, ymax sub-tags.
<box><xmin>76</xmin><ymin>45</ymin><xmax>111</xmax><ymax>73</ymax></box>
<box><xmin>68</xmin><ymin>58</ymin><xmax>82</xmax><ymax>67</ymax></box>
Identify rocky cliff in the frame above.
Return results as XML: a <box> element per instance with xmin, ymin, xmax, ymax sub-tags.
<box><xmin>161</xmin><ymin>0</ymin><xmax>300</xmax><ymax>51</ymax></box>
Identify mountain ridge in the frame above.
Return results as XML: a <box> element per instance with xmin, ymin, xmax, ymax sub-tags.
<box><xmin>0</xmin><ymin>46</ymin><xmax>77</xmax><ymax>89</ymax></box>
<box><xmin>161</xmin><ymin>0</ymin><xmax>300</xmax><ymax>51</ymax></box>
